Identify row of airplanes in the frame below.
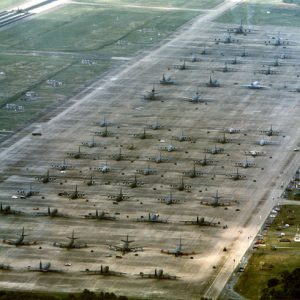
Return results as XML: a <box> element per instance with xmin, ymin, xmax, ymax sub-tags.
<box><xmin>1</xmin><ymin>21</ymin><xmax>290</xmax><ymax>274</ymax></box>
<box><xmin>0</xmin><ymin>260</ymin><xmax>178</xmax><ymax>280</ymax></box>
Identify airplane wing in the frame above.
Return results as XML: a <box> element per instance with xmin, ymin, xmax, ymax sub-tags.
<box><xmin>200</xmin><ymin>200</ymin><xmax>225</xmax><ymax>207</ymax></box>
<box><xmin>20</xmin><ymin>241</ymin><xmax>37</xmax><ymax>246</ymax></box>
<box><xmin>67</xmin><ymin>152</ymin><xmax>89</xmax><ymax>158</ymax></box>
<box><xmin>172</xmin><ymin>64</ymin><xmax>192</xmax><ymax>70</ymax></box>
<box><xmin>159</xmin><ymin>198</ymin><xmax>181</xmax><ymax>205</ymax></box>
<box><xmin>108</xmin><ymin>244</ymin><xmax>123</xmax><ymax>251</ymax></box>
<box><xmin>35</xmin><ymin>176</ymin><xmax>55</xmax><ymax>182</ymax></box>
<box><xmin>194</xmin><ymin>159</ymin><xmax>215</xmax><ymax>165</ymax></box>
<box><xmin>260</xmin><ymin>130</ymin><xmax>280</xmax><ymax>136</ymax></box>
<box><xmin>183</xmin><ymin>171</ymin><xmax>203</xmax><ymax>177</ymax></box>
<box><xmin>235</xmin><ymin>162</ymin><xmax>255</xmax><ymax>168</ymax></box>
<box><xmin>73</xmin><ymin>243</ymin><xmax>87</xmax><ymax>249</ymax></box>
<box><xmin>160</xmin><ymin>250</ymin><xmax>195</xmax><ymax>256</ymax></box>
<box><xmin>170</xmin><ymin>183</ymin><xmax>191</xmax><ymax>189</ymax></box>
<box><xmin>225</xmin><ymin>174</ymin><xmax>246</xmax><ymax>179</ymax></box>
<box><xmin>129</xmin><ymin>246</ymin><xmax>143</xmax><ymax>252</ymax></box>
<box><xmin>224</xmin><ymin>128</ymin><xmax>240</xmax><ymax>134</ymax></box>
<box><xmin>137</xmin><ymin>169</ymin><xmax>156</xmax><ymax>175</ymax></box>
<box><xmin>2</xmin><ymin>239</ymin><xmax>15</xmax><ymax>245</ymax></box>
<box><xmin>244</xmin><ymin>150</ymin><xmax>266</xmax><ymax>157</ymax></box>
<box><xmin>180</xmin><ymin>220</ymin><xmax>195</xmax><ymax>225</ymax></box>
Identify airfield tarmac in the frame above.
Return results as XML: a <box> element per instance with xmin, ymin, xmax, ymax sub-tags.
<box><xmin>0</xmin><ymin>0</ymin><xmax>300</xmax><ymax>299</ymax></box>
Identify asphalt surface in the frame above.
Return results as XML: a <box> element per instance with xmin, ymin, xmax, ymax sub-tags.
<box><xmin>1</xmin><ymin>0</ymin><xmax>300</xmax><ymax>299</ymax></box>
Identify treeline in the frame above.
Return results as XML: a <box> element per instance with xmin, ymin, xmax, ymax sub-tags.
<box><xmin>0</xmin><ymin>289</ymin><xmax>129</xmax><ymax>300</ymax></box>
<box><xmin>283</xmin><ymin>0</ymin><xmax>300</xmax><ymax>5</ymax></box>
<box><xmin>260</xmin><ymin>268</ymin><xmax>300</xmax><ymax>300</ymax></box>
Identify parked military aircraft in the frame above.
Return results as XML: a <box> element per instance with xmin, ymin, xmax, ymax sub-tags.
<box><xmin>136</xmin><ymin>213</ymin><xmax>168</xmax><ymax>223</ymax></box>
<box><xmin>229</xmin><ymin>56</ymin><xmax>239</xmax><ymax>65</ymax></box>
<box><xmin>170</xmin><ymin>176</ymin><xmax>191</xmax><ymax>191</ymax></box>
<box><xmin>265</xmin><ymin>33</ymin><xmax>289</xmax><ymax>46</ymax></box>
<box><xmin>201</xmin><ymin>46</ymin><xmax>208</xmax><ymax>55</ymax></box>
<box><xmin>180</xmin><ymin>216</ymin><xmax>218</xmax><ymax>227</ymax></box>
<box><xmin>172</xmin><ymin>131</ymin><xmax>194</xmax><ymax>142</ymax></box>
<box><xmin>95</xmin><ymin>161</ymin><xmax>110</xmax><ymax>173</ymax></box>
<box><xmin>67</xmin><ymin>146</ymin><xmax>89</xmax><ymax>159</ymax></box>
<box><xmin>204</xmin><ymin>145</ymin><xmax>224</xmax><ymax>154</ymax></box>
<box><xmin>17</xmin><ymin>184</ymin><xmax>39</xmax><ymax>198</ymax></box>
<box><xmin>224</xmin><ymin>127</ymin><xmax>240</xmax><ymax>134</ymax></box>
<box><xmin>35</xmin><ymin>170</ymin><xmax>56</xmax><ymax>183</ymax></box>
<box><xmin>158</xmin><ymin>191</ymin><xmax>181</xmax><ymax>205</ymax></box>
<box><xmin>143</xmin><ymin>86</ymin><xmax>159</xmax><ymax>101</ymax></box>
<box><xmin>94</xmin><ymin>117</ymin><xmax>111</xmax><ymax>127</ymax></box>
<box><xmin>58</xmin><ymin>185</ymin><xmax>85</xmax><ymax>199</ymax></box>
<box><xmin>194</xmin><ymin>154</ymin><xmax>216</xmax><ymax>166</ymax></box>
<box><xmin>110</xmin><ymin>148</ymin><xmax>128</xmax><ymax>161</ymax></box>
<box><xmin>189</xmin><ymin>53</ymin><xmax>201</xmax><ymax>62</ymax></box>
<box><xmin>95</xmin><ymin>125</ymin><xmax>113</xmax><ymax>137</ymax></box>
<box><xmin>84</xmin><ymin>210</ymin><xmax>115</xmax><ymax>221</ymax></box>
<box><xmin>215</xmin><ymin>62</ymin><xmax>234</xmax><ymax>73</ymax></box>
<box><xmin>36</xmin><ymin>207</ymin><xmax>65</xmax><ymax>218</ymax></box>
<box><xmin>133</xmin><ymin>128</ymin><xmax>151</xmax><ymax>140</ymax></box>
<box><xmin>257</xmin><ymin>65</ymin><xmax>277</xmax><ymax>75</ymax></box>
<box><xmin>200</xmin><ymin>190</ymin><xmax>235</xmax><ymax>207</ymax></box>
<box><xmin>53</xmin><ymin>230</ymin><xmax>87</xmax><ymax>249</ymax></box>
<box><xmin>149</xmin><ymin>151</ymin><xmax>172</xmax><ymax>163</ymax></box>
<box><xmin>275</xmin><ymin>51</ymin><xmax>290</xmax><ymax>60</ymax></box>
<box><xmin>268</xmin><ymin>58</ymin><xmax>280</xmax><ymax>67</ymax></box>
<box><xmin>226</xmin><ymin>168</ymin><xmax>246</xmax><ymax>180</ymax></box>
<box><xmin>183</xmin><ymin>163</ymin><xmax>203</xmax><ymax>178</ymax></box>
<box><xmin>122</xmin><ymin>175</ymin><xmax>144</xmax><ymax>188</ymax></box>
<box><xmin>147</xmin><ymin>119</ymin><xmax>163</xmax><ymax>130</ymax></box>
<box><xmin>0</xmin><ymin>204</ymin><xmax>22</xmax><ymax>215</ymax></box>
<box><xmin>215</xmin><ymin>33</ymin><xmax>239</xmax><ymax>44</ymax></box>
<box><xmin>82</xmin><ymin>135</ymin><xmax>99</xmax><ymax>148</ymax></box>
<box><xmin>206</xmin><ymin>76</ymin><xmax>220</xmax><ymax>87</ymax></box>
<box><xmin>227</xmin><ymin>20</ymin><xmax>251</xmax><ymax>35</ymax></box>
<box><xmin>240</xmin><ymin>46</ymin><xmax>248</xmax><ymax>57</ymax></box>
<box><xmin>215</xmin><ymin>132</ymin><xmax>232</xmax><ymax>144</ymax></box>
<box><xmin>160</xmin><ymin>74</ymin><xmax>175</xmax><ymax>85</ymax></box>
<box><xmin>108</xmin><ymin>235</ymin><xmax>143</xmax><ymax>254</ymax></box>
<box><xmin>3</xmin><ymin>228</ymin><xmax>37</xmax><ymax>246</ymax></box>
<box><xmin>161</xmin><ymin>144</ymin><xmax>176</xmax><ymax>152</ymax></box>
<box><xmin>173</xmin><ymin>60</ymin><xmax>192</xmax><ymax>70</ymax></box>
<box><xmin>139</xmin><ymin>269</ymin><xmax>177</xmax><ymax>280</ymax></box>
<box><xmin>108</xmin><ymin>188</ymin><xmax>129</xmax><ymax>202</ymax></box>
<box><xmin>260</xmin><ymin>125</ymin><xmax>280</xmax><ymax>136</ymax></box>
<box><xmin>183</xmin><ymin>89</ymin><xmax>211</xmax><ymax>104</ymax></box>
<box><xmin>242</xmin><ymin>81</ymin><xmax>268</xmax><ymax>89</ymax></box>
<box><xmin>136</xmin><ymin>165</ymin><xmax>157</xmax><ymax>175</ymax></box>
<box><xmin>84</xmin><ymin>174</ymin><xmax>95</xmax><ymax>186</ymax></box>
<box><xmin>0</xmin><ymin>264</ymin><xmax>11</xmax><ymax>270</ymax></box>
<box><xmin>235</xmin><ymin>156</ymin><xmax>255</xmax><ymax>168</ymax></box>
<box><xmin>244</xmin><ymin>150</ymin><xmax>266</xmax><ymax>157</ymax></box>
<box><xmin>84</xmin><ymin>265</ymin><xmax>124</xmax><ymax>276</ymax></box>
<box><xmin>28</xmin><ymin>261</ymin><xmax>62</xmax><ymax>273</ymax></box>
<box><xmin>256</xmin><ymin>138</ymin><xmax>280</xmax><ymax>146</ymax></box>
<box><xmin>161</xmin><ymin>238</ymin><xmax>196</xmax><ymax>257</ymax></box>
<box><xmin>51</xmin><ymin>159</ymin><xmax>73</xmax><ymax>170</ymax></box>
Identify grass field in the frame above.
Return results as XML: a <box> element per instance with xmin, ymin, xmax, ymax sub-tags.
<box><xmin>215</xmin><ymin>1</ymin><xmax>300</xmax><ymax>27</ymax></box>
<box><xmin>0</xmin><ymin>3</ymin><xmax>201</xmax><ymax>133</ymax></box>
<box><xmin>74</xmin><ymin>0</ymin><xmax>224</xmax><ymax>10</ymax></box>
<box><xmin>0</xmin><ymin>5</ymin><xmax>199</xmax><ymax>53</ymax></box>
<box><xmin>0</xmin><ymin>0</ymin><xmax>25</xmax><ymax>10</ymax></box>
<box><xmin>235</xmin><ymin>205</ymin><xmax>300</xmax><ymax>299</ymax></box>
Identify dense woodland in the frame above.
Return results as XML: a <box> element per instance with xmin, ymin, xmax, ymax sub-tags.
<box><xmin>260</xmin><ymin>268</ymin><xmax>300</xmax><ymax>300</ymax></box>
